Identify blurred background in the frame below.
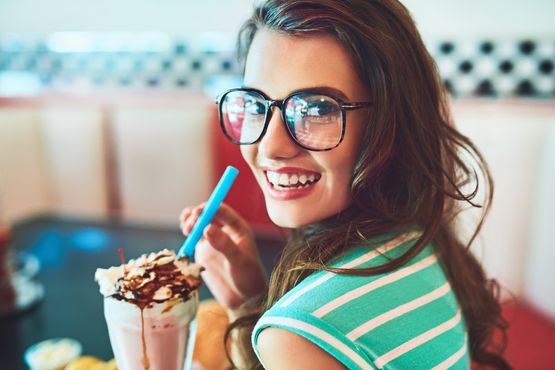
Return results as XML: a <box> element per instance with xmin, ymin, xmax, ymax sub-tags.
<box><xmin>0</xmin><ymin>0</ymin><xmax>554</xmax><ymax>368</ymax></box>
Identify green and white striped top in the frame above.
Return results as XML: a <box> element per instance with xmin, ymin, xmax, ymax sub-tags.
<box><xmin>252</xmin><ymin>230</ymin><xmax>469</xmax><ymax>369</ymax></box>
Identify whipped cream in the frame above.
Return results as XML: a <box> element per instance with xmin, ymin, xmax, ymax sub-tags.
<box><xmin>95</xmin><ymin>249</ymin><xmax>203</xmax><ymax>307</ymax></box>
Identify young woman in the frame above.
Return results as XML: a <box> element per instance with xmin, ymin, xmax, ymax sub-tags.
<box><xmin>180</xmin><ymin>0</ymin><xmax>510</xmax><ymax>369</ymax></box>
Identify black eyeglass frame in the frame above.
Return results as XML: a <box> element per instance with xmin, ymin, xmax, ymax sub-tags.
<box><xmin>215</xmin><ymin>87</ymin><xmax>372</xmax><ymax>151</ymax></box>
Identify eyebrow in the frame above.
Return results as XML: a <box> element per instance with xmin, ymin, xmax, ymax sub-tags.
<box><xmin>242</xmin><ymin>85</ymin><xmax>351</xmax><ymax>101</ymax></box>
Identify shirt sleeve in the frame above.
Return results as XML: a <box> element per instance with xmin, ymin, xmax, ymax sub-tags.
<box><xmin>252</xmin><ymin>306</ymin><xmax>378</xmax><ymax>370</ymax></box>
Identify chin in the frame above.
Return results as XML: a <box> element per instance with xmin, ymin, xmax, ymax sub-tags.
<box><xmin>265</xmin><ymin>204</ymin><xmax>314</xmax><ymax>228</ymax></box>
<box><xmin>265</xmin><ymin>202</ymin><xmax>342</xmax><ymax>229</ymax></box>
<box><xmin>267</xmin><ymin>210</ymin><xmax>304</xmax><ymax>229</ymax></box>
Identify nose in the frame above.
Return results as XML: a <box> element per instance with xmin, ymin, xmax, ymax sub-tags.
<box><xmin>258</xmin><ymin>107</ymin><xmax>301</xmax><ymax>159</ymax></box>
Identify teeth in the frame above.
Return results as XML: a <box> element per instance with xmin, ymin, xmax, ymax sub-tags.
<box><xmin>267</xmin><ymin>171</ymin><xmax>279</xmax><ymax>184</ymax></box>
<box><xmin>266</xmin><ymin>171</ymin><xmax>320</xmax><ymax>188</ymax></box>
<box><xmin>278</xmin><ymin>173</ymin><xmax>290</xmax><ymax>186</ymax></box>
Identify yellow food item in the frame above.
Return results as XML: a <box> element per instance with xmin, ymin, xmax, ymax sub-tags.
<box><xmin>65</xmin><ymin>356</ymin><xmax>102</xmax><ymax>370</ymax></box>
<box><xmin>100</xmin><ymin>359</ymin><xmax>118</xmax><ymax>370</ymax></box>
<box><xmin>65</xmin><ymin>356</ymin><xmax>117</xmax><ymax>370</ymax></box>
<box><xmin>193</xmin><ymin>299</ymin><xmax>231</xmax><ymax>370</ymax></box>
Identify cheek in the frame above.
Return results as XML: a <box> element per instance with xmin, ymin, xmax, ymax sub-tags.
<box><xmin>322</xmin><ymin>138</ymin><xmax>363</xmax><ymax>199</ymax></box>
<box><xmin>326</xmin><ymin>143</ymin><xmax>361</xmax><ymax>182</ymax></box>
<box><xmin>240</xmin><ymin>146</ymin><xmax>256</xmax><ymax>168</ymax></box>
<box><xmin>338</xmin><ymin>122</ymin><xmax>365</xmax><ymax>179</ymax></box>
<box><xmin>329</xmin><ymin>163</ymin><xmax>355</xmax><ymax>200</ymax></box>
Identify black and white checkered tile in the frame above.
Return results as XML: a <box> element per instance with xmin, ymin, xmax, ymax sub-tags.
<box><xmin>430</xmin><ymin>39</ymin><xmax>554</xmax><ymax>98</ymax></box>
<box><xmin>0</xmin><ymin>36</ymin><xmax>553</xmax><ymax>98</ymax></box>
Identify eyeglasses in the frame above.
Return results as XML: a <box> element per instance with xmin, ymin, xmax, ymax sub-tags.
<box><xmin>216</xmin><ymin>87</ymin><xmax>372</xmax><ymax>151</ymax></box>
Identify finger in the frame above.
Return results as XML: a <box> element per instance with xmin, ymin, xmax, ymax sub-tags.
<box><xmin>179</xmin><ymin>202</ymin><xmax>207</xmax><ymax>222</ymax></box>
<box><xmin>183</xmin><ymin>204</ymin><xmax>208</xmax><ymax>233</ymax></box>
<box><xmin>182</xmin><ymin>219</ymin><xmax>225</xmax><ymax>237</ymax></box>
<box><xmin>211</xmin><ymin>203</ymin><xmax>252</xmax><ymax>237</ymax></box>
<box><xmin>178</xmin><ymin>207</ymin><xmax>192</xmax><ymax>223</ymax></box>
<box><xmin>194</xmin><ymin>245</ymin><xmax>244</xmax><ymax>306</ymax></box>
<box><xmin>179</xmin><ymin>207</ymin><xmax>201</xmax><ymax>234</ymax></box>
<box><xmin>197</xmin><ymin>247</ymin><xmax>253</xmax><ymax>309</ymax></box>
<box><xmin>180</xmin><ymin>222</ymin><xmax>187</xmax><ymax>235</ymax></box>
<box><xmin>180</xmin><ymin>220</ymin><xmax>196</xmax><ymax>236</ymax></box>
<box><xmin>203</xmin><ymin>224</ymin><xmax>242</xmax><ymax>262</ymax></box>
<box><xmin>187</xmin><ymin>203</ymin><xmax>226</xmax><ymax>231</ymax></box>
<box><xmin>182</xmin><ymin>215</ymin><xmax>198</xmax><ymax>235</ymax></box>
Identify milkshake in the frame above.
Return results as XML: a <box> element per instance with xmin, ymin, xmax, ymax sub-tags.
<box><xmin>95</xmin><ymin>249</ymin><xmax>203</xmax><ymax>370</ymax></box>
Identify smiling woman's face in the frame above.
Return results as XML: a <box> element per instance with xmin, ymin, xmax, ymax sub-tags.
<box><xmin>241</xmin><ymin>29</ymin><xmax>369</xmax><ymax>228</ymax></box>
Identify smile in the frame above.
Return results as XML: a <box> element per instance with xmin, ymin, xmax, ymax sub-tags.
<box><xmin>265</xmin><ymin>170</ymin><xmax>322</xmax><ymax>190</ymax></box>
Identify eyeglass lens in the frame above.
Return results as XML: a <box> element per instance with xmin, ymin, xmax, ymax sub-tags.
<box><xmin>221</xmin><ymin>90</ymin><xmax>343</xmax><ymax>150</ymax></box>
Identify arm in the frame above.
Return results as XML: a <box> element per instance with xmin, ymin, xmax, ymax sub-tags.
<box><xmin>257</xmin><ymin>327</ymin><xmax>348</xmax><ymax>370</ymax></box>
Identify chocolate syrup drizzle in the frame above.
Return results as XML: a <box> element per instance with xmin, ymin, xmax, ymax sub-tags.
<box><xmin>110</xmin><ymin>252</ymin><xmax>202</xmax><ymax>369</ymax></box>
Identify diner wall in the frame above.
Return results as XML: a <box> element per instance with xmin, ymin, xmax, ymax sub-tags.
<box><xmin>0</xmin><ymin>0</ymin><xmax>554</xmax><ymax>38</ymax></box>
<box><xmin>524</xmin><ymin>124</ymin><xmax>555</xmax><ymax>319</ymax></box>
<box><xmin>39</xmin><ymin>106</ymin><xmax>108</xmax><ymax>218</ymax></box>
<box><xmin>111</xmin><ymin>96</ymin><xmax>213</xmax><ymax>225</ymax></box>
<box><xmin>0</xmin><ymin>106</ymin><xmax>49</xmax><ymax>220</ymax></box>
<box><xmin>453</xmin><ymin>102</ymin><xmax>555</xmax><ymax>309</ymax></box>
<box><xmin>0</xmin><ymin>94</ymin><xmax>215</xmax><ymax>225</ymax></box>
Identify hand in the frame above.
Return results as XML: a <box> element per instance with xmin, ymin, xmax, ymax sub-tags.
<box><xmin>179</xmin><ymin>203</ymin><xmax>267</xmax><ymax>312</ymax></box>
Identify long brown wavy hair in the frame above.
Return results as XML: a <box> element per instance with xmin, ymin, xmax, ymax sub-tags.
<box><xmin>225</xmin><ymin>0</ymin><xmax>510</xmax><ymax>369</ymax></box>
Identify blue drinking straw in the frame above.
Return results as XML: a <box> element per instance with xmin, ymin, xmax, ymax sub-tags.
<box><xmin>178</xmin><ymin>166</ymin><xmax>239</xmax><ymax>259</ymax></box>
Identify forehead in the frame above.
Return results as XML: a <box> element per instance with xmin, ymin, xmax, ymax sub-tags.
<box><xmin>243</xmin><ymin>29</ymin><xmax>367</xmax><ymax>101</ymax></box>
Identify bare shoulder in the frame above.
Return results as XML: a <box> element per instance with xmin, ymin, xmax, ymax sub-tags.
<box><xmin>257</xmin><ymin>327</ymin><xmax>348</xmax><ymax>370</ymax></box>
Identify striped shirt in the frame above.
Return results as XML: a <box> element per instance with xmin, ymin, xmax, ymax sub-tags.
<box><xmin>252</xmin><ymin>230</ymin><xmax>469</xmax><ymax>369</ymax></box>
